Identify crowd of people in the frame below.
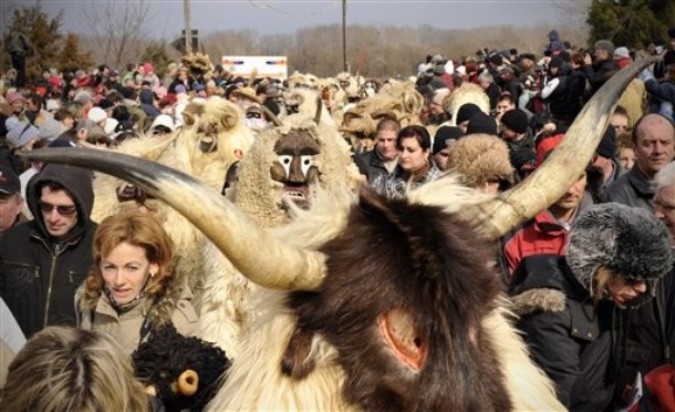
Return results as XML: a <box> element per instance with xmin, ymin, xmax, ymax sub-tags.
<box><xmin>1</xmin><ymin>25</ymin><xmax>675</xmax><ymax>411</ymax></box>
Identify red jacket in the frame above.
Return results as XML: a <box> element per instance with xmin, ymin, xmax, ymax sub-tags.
<box><xmin>503</xmin><ymin>210</ymin><xmax>570</xmax><ymax>281</ymax></box>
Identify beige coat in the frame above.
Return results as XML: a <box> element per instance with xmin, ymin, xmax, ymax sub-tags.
<box><xmin>78</xmin><ymin>289</ymin><xmax>199</xmax><ymax>355</ymax></box>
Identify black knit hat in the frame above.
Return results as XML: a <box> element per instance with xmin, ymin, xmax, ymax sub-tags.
<box><xmin>466</xmin><ymin>112</ymin><xmax>498</xmax><ymax>136</ymax></box>
<box><xmin>596</xmin><ymin>127</ymin><xmax>616</xmax><ymax>159</ymax></box>
<box><xmin>433</xmin><ymin>126</ymin><xmax>464</xmax><ymax>154</ymax></box>
<box><xmin>456</xmin><ymin>103</ymin><xmax>482</xmax><ymax>125</ymax></box>
<box><xmin>566</xmin><ymin>203</ymin><xmax>673</xmax><ymax>305</ymax></box>
<box><xmin>500</xmin><ymin>109</ymin><xmax>529</xmax><ymax>134</ymax></box>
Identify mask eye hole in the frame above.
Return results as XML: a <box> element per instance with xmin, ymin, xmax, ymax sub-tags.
<box><xmin>300</xmin><ymin>155</ymin><xmax>313</xmax><ymax>175</ymax></box>
<box><xmin>278</xmin><ymin>155</ymin><xmax>293</xmax><ymax>176</ymax></box>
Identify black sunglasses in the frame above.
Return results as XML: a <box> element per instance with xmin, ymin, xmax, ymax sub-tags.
<box><xmin>246</xmin><ymin>112</ymin><xmax>262</xmax><ymax>119</ymax></box>
<box><xmin>39</xmin><ymin>201</ymin><xmax>77</xmax><ymax>216</ymax></box>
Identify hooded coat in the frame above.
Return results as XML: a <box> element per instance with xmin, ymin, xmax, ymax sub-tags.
<box><xmin>0</xmin><ymin>164</ymin><xmax>97</xmax><ymax>338</ymax></box>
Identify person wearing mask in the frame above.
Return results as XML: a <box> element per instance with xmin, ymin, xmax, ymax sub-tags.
<box><xmin>371</xmin><ymin>125</ymin><xmax>443</xmax><ymax>199</ymax></box>
<box><xmin>0</xmin><ymin>164</ymin><xmax>96</xmax><ymax>338</ymax></box>
<box><xmin>510</xmin><ymin>203</ymin><xmax>673</xmax><ymax>411</ymax></box>
<box><xmin>354</xmin><ymin>117</ymin><xmax>401</xmax><ymax>184</ymax></box>
<box><xmin>76</xmin><ymin>211</ymin><xmax>198</xmax><ymax>355</ymax></box>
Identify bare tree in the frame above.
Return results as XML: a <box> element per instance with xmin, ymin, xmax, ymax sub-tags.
<box><xmin>81</xmin><ymin>0</ymin><xmax>153</xmax><ymax>67</ymax></box>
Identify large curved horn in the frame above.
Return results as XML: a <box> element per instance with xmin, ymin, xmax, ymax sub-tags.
<box><xmin>22</xmin><ymin>148</ymin><xmax>327</xmax><ymax>291</ymax></box>
<box><xmin>478</xmin><ymin>57</ymin><xmax>656</xmax><ymax>239</ymax></box>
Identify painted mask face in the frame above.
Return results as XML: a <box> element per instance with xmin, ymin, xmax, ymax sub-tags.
<box><xmin>269</xmin><ymin>129</ymin><xmax>321</xmax><ymax>209</ymax></box>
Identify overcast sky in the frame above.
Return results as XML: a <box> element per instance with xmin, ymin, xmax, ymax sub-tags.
<box><xmin>8</xmin><ymin>0</ymin><xmax>565</xmax><ymax>38</ymax></box>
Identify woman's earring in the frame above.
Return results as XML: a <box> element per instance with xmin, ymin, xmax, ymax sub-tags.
<box><xmin>150</xmin><ymin>273</ymin><xmax>155</xmax><ymax>278</ymax></box>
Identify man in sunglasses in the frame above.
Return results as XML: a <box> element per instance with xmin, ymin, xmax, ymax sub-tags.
<box><xmin>0</xmin><ymin>164</ymin><xmax>96</xmax><ymax>338</ymax></box>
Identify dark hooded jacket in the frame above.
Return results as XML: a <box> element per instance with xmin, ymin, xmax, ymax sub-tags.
<box><xmin>541</xmin><ymin>57</ymin><xmax>586</xmax><ymax>125</ymax></box>
<box><xmin>0</xmin><ymin>164</ymin><xmax>97</xmax><ymax>338</ymax></box>
<box><xmin>510</xmin><ymin>258</ymin><xmax>615</xmax><ymax>411</ymax></box>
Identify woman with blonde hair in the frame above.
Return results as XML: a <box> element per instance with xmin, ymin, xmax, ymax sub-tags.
<box><xmin>0</xmin><ymin>326</ymin><xmax>150</xmax><ymax>412</ymax></box>
<box><xmin>76</xmin><ymin>210</ymin><xmax>198</xmax><ymax>354</ymax></box>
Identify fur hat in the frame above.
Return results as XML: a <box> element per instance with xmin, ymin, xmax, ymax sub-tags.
<box><xmin>447</xmin><ymin>133</ymin><xmax>514</xmax><ymax>187</ymax></box>
<box><xmin>566</xmin><ymin>203</ymin><xmax>673</xmax><ymax>302</ymax></box>
<box><xmin>500</xmin><ymin>109</ymin><xmax>529</xmax><ymax>134</ymax></box>
<box><xmin>594</xmin><ymin>40</ymin><xmax>615</xmax><ymax>55</ymax></box>
<box><xmin>448</xmin><ymin>134</ymin><xmax>515</xmax><ymax>187</ymax></box>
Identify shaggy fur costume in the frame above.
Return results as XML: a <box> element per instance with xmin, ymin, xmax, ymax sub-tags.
<box><xmin>444</xmin><ymin>83</ymin><xmax>490</xmax><ymax>126</ymax></box>
<box><xmin>447</xmin><ymin>133</ymin><xmax>515</xmax><ymax>188</ymax></box>
<box><xmin>133</xmin><ymin>324</ymin><xmax>230</xmax><ymax>412</ymax></box>
<box><xmin>206</xmin><ymin>177</ymin><xmax>563</xmax><ymax>411</ymax></box>
<box><xmin>90</xmin><ymin>97</ymin><xmax>255</xmax><ymax>294</ymax></box>
<box><xmin>566</xmin><ymin>203</ymin><xmax>673</xmax><ymax>299</ymax></box>
<box><xmin>197</xmin><ymin>111</ymin><xmax>360</xmax><ymax>357</ymax></box>
<box><xmin>340</xmin><ymin>81</ymin><xmax>425</xmax><ymax>152</ymax></box>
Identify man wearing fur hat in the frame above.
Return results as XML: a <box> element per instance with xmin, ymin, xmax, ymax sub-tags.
<box><xmin>606</xmin><ymin>113</ymin><xmax>675</xmax><ymax>210</ymax></box>
<box><xmin>446</xmin><ymin>134</ymin><xmax>514</xmax><ymax>193</ymax></box>
<box><xmin>510</xmin><ymin>203</ymin><xmax>673</xmax><ymax>410</ymax></box>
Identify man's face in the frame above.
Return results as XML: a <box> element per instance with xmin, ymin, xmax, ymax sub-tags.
<box><xmin>10</xmin><ymin>100</ymin><xmax>23</xmax><ymax>115</ymax></box>
<box><xmin>499</xmin><ymin>124</ymin><xmax>518</xmax><ymax>141</ymax></box>
<box><xmin>654</xmin><ymin>184</ymin><xmax>675</xmax><ymax>245</ymax></box>
<box><xmin>554</xmin><ymin>172</ymin><xmax>587</xmax><ymax>211</ymax></box>
<box><xmin>594</xmin><ymin>49</ymin><xmax>610</xmax><ymax>62</ymax></box>
<box><xmin>496</xmin><ymin>99</ymin><xmax>515</xmax><ymax>118</ymax></box>
<box><xmin>26</xmin><ymin>99</ymin><xmax>39</xmax><ymax>112</ymax></box>
<box><xmin>634</xmin><ymin>115</ymin><xmax>675</xmax><ymax>179</ymax></box>
<box><xmin>0</xmin><ymin>193</ymin><xmax>23</xmax><ymax>234</ymax></box>
<box><xmin>39</xmin><ymin>186</ymin><xmax>79</xmax><ymax>239</ymax></box>
<box><xmin>433</xmin><ymin>148</ymin><xmax>450</xmax><ymax>171</ymax></box>
<box><xmin>375</xmin><ymin>129</ymin><xmax>398</xmax><ymax>161</ymax></box>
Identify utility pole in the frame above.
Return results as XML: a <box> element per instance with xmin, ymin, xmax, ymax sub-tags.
<box><xmin>342</xmin><ymin>0</ymin><xmax>347</xmax><ymax>72</ymax></box>
<box><xmin>184</xmin><ymin>0</ymin><xmax>192</xmax><ymax>54</ymax></box>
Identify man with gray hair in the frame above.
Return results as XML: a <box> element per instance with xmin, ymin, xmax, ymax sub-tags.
<box><xmin>583</xmin><ymin>39</ymin><xmax>620</xmax><ymax>96</ymax></box>
<box><xmin>605</xmin><ymin>113</ymin><xmax>675</xmax><ymax>210</ymax></box>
